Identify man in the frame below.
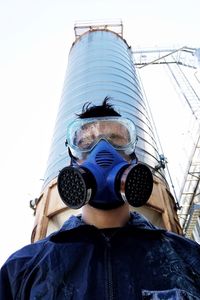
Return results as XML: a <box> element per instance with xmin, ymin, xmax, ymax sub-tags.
<box><xmin>1</xmin><ymin>98</ymin><xmax>200</xmax><ymax>299</ymax></box>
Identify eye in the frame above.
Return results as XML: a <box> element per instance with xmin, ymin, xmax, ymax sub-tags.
<box><xmin>109</xmin><ymin>133</ymin><xmax>122</xmax><ymax>140</ymax></box>
<box><xmin>107</xmin><ymin>133</ymin><xmax>118</xmax><ymax>139</ymax></box>
<box><xmin>77</xmin><ymin>138</ymin><xmax>84</xmax><ymax>146</ymax></box>
<box><xmin>77</xmin><ymin>134</ymin><xmax>96</xmax><ymax>149</ymax></box>
<box><xmin>107</xmin><ymin>133</ymin><xmax>129</xmax><ymax>146</ymax></box>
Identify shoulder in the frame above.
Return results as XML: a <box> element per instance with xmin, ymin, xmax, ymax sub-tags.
<box><xmin>1</xmin><ymin>215</ymin><xmax>81</xmax><ymax>268</ymax></box>
<box><xmin>163</xmin><ymin>231</ymin><xmax>200</xmax><ymax>285</ymax></box>
<box><xmin>130</xmin><ymin>212</ymin><xmax>200</xmax><ymax>262</ymax></box>
<box><xmin>0</xmin><ymin>216</ymin><xmax>83</xmax><ymax>290</ymax></box>
<box><xmin>163</xmin><ymin>230</ymin><xmax>200</xmax><ymax>254</ymax></box>
<box><xmin>159</xmin><ymin>230</ymin><xmax>200</xmax><ymax>278</ymax></box>
<box><xmin>0</xmin><ymin>238</ymin><xmax>50</xmax><ymax>299</ymax></box>
<box><xmin>0</xmin><ymin>238</ymin><xmax>49</xmax><ymax>283</ymax></box>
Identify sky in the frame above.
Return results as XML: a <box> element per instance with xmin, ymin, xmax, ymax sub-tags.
<box><xmin>0</xmin><ymin>0</ymin><xmax>200</xmax><ymax>266</ymax></box>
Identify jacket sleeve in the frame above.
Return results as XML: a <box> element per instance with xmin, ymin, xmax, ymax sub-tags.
<box><xmin>0</xmin><ymin>240</ymin><xmax>46</xmax><ymax>299</ymax></box>
<box><xmin>0</xmin><ymin>256</ymin><xmax>30</xmax><ymax>299</ymax></box>
<box><xmin>0</xmin><ymin>262</ymin><xmax>13</xmax><ymax>299</ymax></box>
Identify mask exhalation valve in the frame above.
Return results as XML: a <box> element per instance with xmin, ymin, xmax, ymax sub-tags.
<box><xmin>119</xmin><ymin>163</ymin><xmax>153</xmax><ymax>207</ymax></box>
<box><xmin>57</xmin><ymin>166</ymin><xmax>96</xmax><ymax>209</ymax></box>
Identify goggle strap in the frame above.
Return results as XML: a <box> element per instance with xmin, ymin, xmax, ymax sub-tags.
<box><xmin>130</xmin><ymin>151</ymin><xmax>138</xmax><ymax>163</ymax></box>
<box><xmin>68</xmin><ymin>147</ymin><xmax>78</xmax><ymax>165</ymax></box>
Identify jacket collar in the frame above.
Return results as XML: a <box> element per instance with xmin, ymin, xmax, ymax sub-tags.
<box><xmin>49</xmin><ymin>211</ymin><xmax>165</xmax><ymax>243</ymax></box>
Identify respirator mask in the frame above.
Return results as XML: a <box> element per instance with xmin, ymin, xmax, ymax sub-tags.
<box><xmin>57</xmin><ymin>117</ymin><xmax>153</xmax><ymax>210</ymax></box>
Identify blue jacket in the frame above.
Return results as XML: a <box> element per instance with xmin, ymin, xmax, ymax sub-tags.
<box><xmin>1</xmin><ymin>212</ymin><xmax>200</xmax><ymax>299</ymax></box>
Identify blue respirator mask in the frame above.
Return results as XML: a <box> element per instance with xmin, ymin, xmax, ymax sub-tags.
<box><xmin>57</xmin><ymin>117</ymin><xmax>153</xmax><ymax>210</ymax></box>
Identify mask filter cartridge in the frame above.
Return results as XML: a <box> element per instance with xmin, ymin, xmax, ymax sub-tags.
<box><xmin>119</xmin><ymin>163</ymin><xmax>153</xmax><ymax>207</ymax></box>
<box><xmin>57</xmin><ymin>166</ymin><xmax>96</xmax><ymax>209</ymax></box>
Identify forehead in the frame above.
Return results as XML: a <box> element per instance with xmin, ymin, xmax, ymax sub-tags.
<box><xmin>80</xmin><ymin>121</ymin><xmax>128</xmax><ymax>132</ymax></box>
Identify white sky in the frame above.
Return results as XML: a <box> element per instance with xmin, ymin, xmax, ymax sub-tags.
<box><xmin>0</xmin><ymin>0</ymin><xmax>200</xmax><ymax>266</ymax></box>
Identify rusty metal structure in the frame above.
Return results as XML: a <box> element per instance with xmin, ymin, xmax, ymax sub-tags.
<box><xmin>31</xmin><ymin>21</ymin><xmax>182</xmax><ymax>242</ymax></box>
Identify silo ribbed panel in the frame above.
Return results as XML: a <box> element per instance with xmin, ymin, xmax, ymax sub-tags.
<box><xmin>43</xmin><ymin>30</ymin><xmax>164</xmax><ymax>188</ymax></box>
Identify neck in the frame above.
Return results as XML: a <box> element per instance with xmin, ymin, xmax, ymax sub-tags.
<box><xmin>81</xmin><ymin>203</ymin><xmax>130</xmax><ymax>228</ymax></box>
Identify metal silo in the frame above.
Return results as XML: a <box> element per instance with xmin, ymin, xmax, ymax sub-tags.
<box><xmin>31</xmin><ymin>21</ymin><xmax>182</xmax><ymax>242</ymax></box>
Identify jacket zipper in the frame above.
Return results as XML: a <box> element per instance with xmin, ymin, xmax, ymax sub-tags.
<box><xmin>104</xmin><ymin>237</ymin><xmax>114</xmax><ymax>300</ymax></box>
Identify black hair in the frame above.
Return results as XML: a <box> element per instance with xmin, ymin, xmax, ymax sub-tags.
<box><xmin>77</xmin><ymin>96</ymin><xmax>121</xmax><ymax>118</ymax></box>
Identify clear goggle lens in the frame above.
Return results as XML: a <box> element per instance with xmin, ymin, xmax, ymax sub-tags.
<box><xmin>66</xmin><ymin>117</ymin><xmax>137</xmax><ymax>158</ymax></box>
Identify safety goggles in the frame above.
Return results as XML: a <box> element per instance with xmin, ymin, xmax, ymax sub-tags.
<box><xmin>66</xmin><ymin>116</ymin><xmax>137</xmax><ymax>158</ymax></box>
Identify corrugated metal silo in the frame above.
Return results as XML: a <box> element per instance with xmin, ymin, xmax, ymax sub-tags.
<box><xmin>31</xmin><ymin>21</ymin><xmax>182</xmax><ymax>242</ymax></box>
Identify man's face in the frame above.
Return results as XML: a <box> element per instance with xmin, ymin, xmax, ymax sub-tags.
<box><xmin>75</xmin><ymin>121</ymin><xmax>132</xmax><ymax>162</ymax></box>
